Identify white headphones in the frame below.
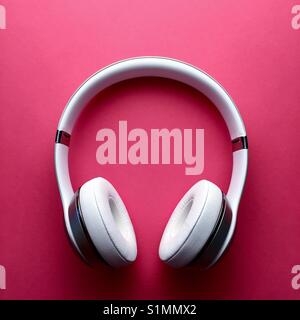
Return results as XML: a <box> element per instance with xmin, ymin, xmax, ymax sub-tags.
<box><xmin>54</xmin><ymin>57</ymin><xmax>248</xmax><ymax>269</ymax></box>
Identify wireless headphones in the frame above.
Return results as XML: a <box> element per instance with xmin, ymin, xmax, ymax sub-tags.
<box><xmin>54</xmin><ymin>57</ymin><xmax>248</xmax><ymax>269</ymax></box>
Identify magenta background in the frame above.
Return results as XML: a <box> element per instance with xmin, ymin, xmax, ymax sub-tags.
<box><xmin>1</xmin><ymin>0</ymin><xmax>300</xmax><ymax>299</ymax></box>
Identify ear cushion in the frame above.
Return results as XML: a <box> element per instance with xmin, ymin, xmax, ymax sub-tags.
<box><xmin>78</xmin><ymin>177</ymin><xmax>137</xmax><ymax>267</ymax></box>
<box><xmin>159</xmin><ymin>180</ymin><xmax>223</xmax><ymax>268</ymax></box>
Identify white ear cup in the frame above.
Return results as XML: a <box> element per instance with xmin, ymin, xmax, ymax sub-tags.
<box><xmin>78</xmin><ymin>177</ymin><xmax>137</xmax><ymax>267</ymax></box>
<box><xmin>159</xmin><ymin>180</ymin><xmax>223</xmax><ymax>268</ymax></box>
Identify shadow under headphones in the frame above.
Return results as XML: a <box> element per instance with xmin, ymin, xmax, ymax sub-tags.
<box><xmin>54</xmin><ymin>57</ymin><xmax>248</xmax><ymax>269</ymax></box>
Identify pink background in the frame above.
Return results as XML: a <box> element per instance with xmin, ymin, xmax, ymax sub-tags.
<box><xmin>1</xmin><ymin>0</ymin><xmax>300</xmax><ymax>299</ymax></box>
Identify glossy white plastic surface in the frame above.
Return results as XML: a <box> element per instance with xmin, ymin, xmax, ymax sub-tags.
<box><xmin>58</xmin><ymin>57</ymin><xmax>246</xmax><ymax>138</ymax></box>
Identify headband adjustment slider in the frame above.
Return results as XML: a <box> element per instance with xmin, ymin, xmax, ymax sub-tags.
<box><xmin>232</xmin><ymin>136</ymin><xmax>248</xmax><ymax>152</ymax></box>
<box><xmin>55</xmin><ymin>130</ymin><xmax>71</xmax><ymax>147</ymax></box>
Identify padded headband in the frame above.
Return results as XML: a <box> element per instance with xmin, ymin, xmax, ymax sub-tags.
<box><xmin>54</xmin><ymin>57</ymin><xmax>248</xmax><ymax>243</ymax></box>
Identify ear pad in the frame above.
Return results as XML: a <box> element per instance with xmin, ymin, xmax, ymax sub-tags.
<box><xmin>68</xmin><ymin>177</ymin><xmax>137</xmax><ymax>267</ymax></box>
<box><xmin>159</xmin><ymin>180</ymin><xmax>232</xmax><ymax>268</ymax></box>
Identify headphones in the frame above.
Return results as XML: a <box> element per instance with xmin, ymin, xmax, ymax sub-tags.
<box><xmin>54</xmin><ymin>57</ymin><xmax>248</xmax><ymax>269</ymax></box>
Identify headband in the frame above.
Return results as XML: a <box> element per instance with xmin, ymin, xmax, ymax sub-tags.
<box><xmin>54</xmin><ymin>57</ymin><xmax>248</xmax><ymax>236</ymax></box>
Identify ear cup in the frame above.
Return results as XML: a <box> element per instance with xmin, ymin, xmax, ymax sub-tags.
<box><xmin>159</xmin><ymin>180</ymin><xmax>229</xmax><ymax>268</ymax></box>
<box><xmin>69</xmin><ymin>177</ymin><xmax>137</xmax><ymax>267</ymax></box>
